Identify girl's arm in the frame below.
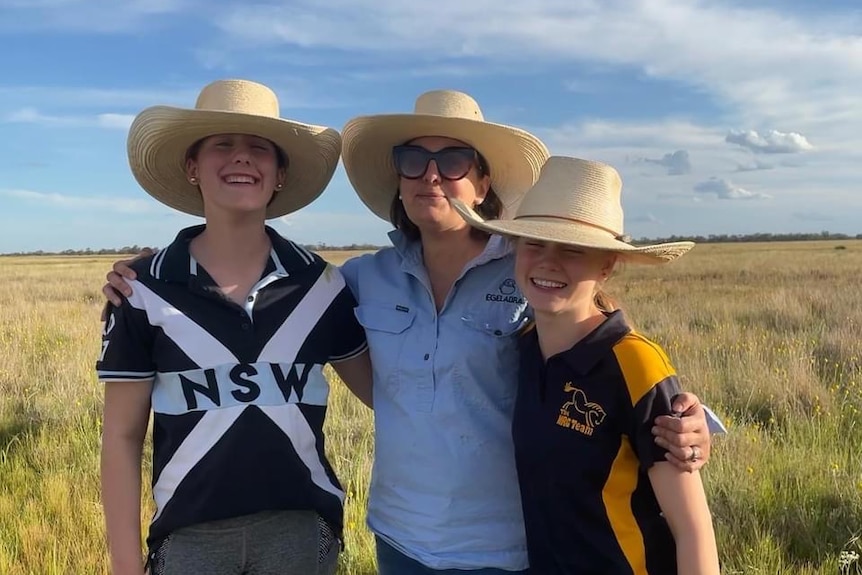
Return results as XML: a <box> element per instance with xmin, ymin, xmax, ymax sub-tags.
<box><xmin>649</xmin><ymin>462</ymin><xmax>720</xmax><ymax>575</ymax></box>
<box><xmin>332</xmin><ymin>349</ymin><xmax>373</xmax><ymax>408</ymax></box>
<box><xmin>101</xmin><ymin>380</ymin><xmax>153</xmax><ymax>575</ymax></box>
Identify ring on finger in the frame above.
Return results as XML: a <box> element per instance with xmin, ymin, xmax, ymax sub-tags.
<box><xmin>687</xmin><ymin>445</ymin><xmax>701</xmax><ymax>462</ymax></box>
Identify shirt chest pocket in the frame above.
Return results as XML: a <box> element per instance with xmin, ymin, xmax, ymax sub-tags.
<box><xmin>353</xmin><ymin>305</ymin><xmax>416</xmax><ymax>387</ymax></box>
<box><xmin>452</xmin><ymin>310</ymin><xmax>528</xmax><ymax>412</ymax></box>
<box><xmin>460</xmin><ymin>312</ymin><xmax>527</xmax><ymax>338</ymax></box>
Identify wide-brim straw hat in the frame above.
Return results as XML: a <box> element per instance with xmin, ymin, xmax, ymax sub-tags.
<box><xmin>451</xmin><ymin>156</ymin><xmax>694</xmax><ymax>265</ymax></box>
<box><xmin>127</xmin><ymin>79</ymin><xmax>342</xmax><ymax>219</ymax></box>
<box><xmin>340</xmin><ymin>90</ymin><xmax>550</xmax><ymax>221</ymax></box>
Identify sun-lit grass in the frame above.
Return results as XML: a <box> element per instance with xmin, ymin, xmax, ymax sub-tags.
<box><xmin>1</xmin><ymin>242</ymin><xmax>861</xmax><ymax>574</ymax></box>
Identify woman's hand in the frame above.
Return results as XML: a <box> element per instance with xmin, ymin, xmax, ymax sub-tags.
<box><xmin>651</xmin><ymin>392</ymin><xmax>712</xmax><ymax>472</ymax></box>
<box><xmin>102</xmin><ymin>249</ymin><xmax>154</xmax><ymax>307</ymax></box>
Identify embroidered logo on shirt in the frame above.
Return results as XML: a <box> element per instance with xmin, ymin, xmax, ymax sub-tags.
<box><xmin>485</xmin><ymin>278</ymin><xmax>525</xmax><ymax>303</ymax></box>
<box><xmin>557</xmin><ymin>383</ymin><xmax>606</xmax><ymax>436</ymax></box>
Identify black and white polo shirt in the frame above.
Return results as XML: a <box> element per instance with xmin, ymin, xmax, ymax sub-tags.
<box><xmin>96</xmin><ymin>225</ymin><xmax>367</xmax><ymax>549</ymax></box>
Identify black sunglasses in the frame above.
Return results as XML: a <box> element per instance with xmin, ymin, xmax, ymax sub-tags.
<box><xmin>392</xmin><ymin>145</ymin><xmax>484</xmax><ymax>181</ymax></box>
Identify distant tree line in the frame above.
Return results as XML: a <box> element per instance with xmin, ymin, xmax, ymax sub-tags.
<box><xmin>1</xmin><ymin>243</ymin><xmax>388</xmax><ymax>256</ymax></box>
<box><xmin>634</xmin><ymin>231</ymin><xmax>862</xmax><ymax>244</ymax></box>
<box><xmin>3</xmin><ymin>246</ymin><xmax>152</xmax><ymax>256</ymax></box>
<box><xmin>2</xmin><ymin>232</ymin><xmax>860</xmax><ymax>256</ymax></box>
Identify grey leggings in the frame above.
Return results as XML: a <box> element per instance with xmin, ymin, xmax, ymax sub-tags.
<box><xmin>148</xmin><ymin>510</ymin><xmax>340</xmax><ymax>575</ymax></box>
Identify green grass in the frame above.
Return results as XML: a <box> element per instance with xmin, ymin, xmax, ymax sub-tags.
<box><xmin>1</xmin><ymin>243</ymin><xmax>861</xmax><ymax>573</ymax></box>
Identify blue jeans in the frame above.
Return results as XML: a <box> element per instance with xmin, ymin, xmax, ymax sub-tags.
<box><xmin>375</xmin><ymin>536</ymin><xmax>530</xmax><ymax>575</ymax></box>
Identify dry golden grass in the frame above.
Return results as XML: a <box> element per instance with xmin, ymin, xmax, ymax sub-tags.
<box><xmin>0</xmin><ymin>242</ymin><xmax>860</xmax><ymax>574</ymax></box>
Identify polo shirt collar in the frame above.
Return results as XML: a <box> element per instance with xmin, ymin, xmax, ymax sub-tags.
<box><xmin>558</xmin><ymin>309</ymin><xmax>631</xmax><ymax>376</ymax></box>
<box><xmin>152</xmin><ymin>224</ymin><xmax>315</xmax><ymax>284</ymax></box>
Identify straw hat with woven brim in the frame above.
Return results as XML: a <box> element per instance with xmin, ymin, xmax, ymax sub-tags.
<box><xmin>451</xmin><ymin>156</ymin><xmax>695</xmax><ymax>265</ymax></box>
<box><xmin>127</xmin><ymin>79</ymin><xmax>342</xmax><ymax>219</ymax></box>
<box><xmin>340</xmin><ymin>90</ymin><xmax>550</xmax><ymax>221</ymax></box>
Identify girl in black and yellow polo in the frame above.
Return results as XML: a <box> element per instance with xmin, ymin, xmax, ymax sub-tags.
<box><xmin>451</xmin><ymin>156</ymin><xmax>720</xmax><ymax>574</ymax></box>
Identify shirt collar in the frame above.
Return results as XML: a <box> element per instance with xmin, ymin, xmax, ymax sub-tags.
<box><xmin>388</xmin><ymin>229</ymin><xmax>514</xmax><ymax>272</ymax></box>
<box><xmin>521</xmin><ymin>309</ymin><xmax>631</xmax><ymax>377</ymax></box>
<box><xmin>153</xmin><ymin>224</ymin><xmax>316</xmax><ymax>284</ymax></box>
<box><xmin>558</xmin><ymin>309</ymin><xmax>631</xmax><ymax>376</ymax></box>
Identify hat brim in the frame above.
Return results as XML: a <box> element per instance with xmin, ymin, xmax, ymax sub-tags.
<box><xmin>127</xmin><ymin>106</ymin><xmax>342</xmax><ymax>218</ymax></box>
<box><xmin>450</xmin><ymin>198</ymin><xmax>693</xmax><ymax>265</ymax></box>
<box><xmin>340</xmin><ymin>114</ymin><xmax>549</xmax><ymax>221</ymax></box>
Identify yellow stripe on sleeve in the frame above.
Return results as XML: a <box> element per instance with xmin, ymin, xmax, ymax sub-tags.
<box><xmin>602</xmin><ymin>436</ymin><xmax>648</xmax><ymax>575</ymax></box>
<box><xmin>612</xmin><ymin>333</ymin><xmax>676</xmax><ymax>406</ymax></box>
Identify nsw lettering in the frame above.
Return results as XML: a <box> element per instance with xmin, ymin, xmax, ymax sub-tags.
<box><xmin>179</xmin><ymin>363</ymin><xmax>314</xmax><ymax>410</ymax></box>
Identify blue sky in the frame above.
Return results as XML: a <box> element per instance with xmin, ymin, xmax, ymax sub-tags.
<box><xmin>1</xmin><ymin>0</ymin><xmax>860</xmax><ymax>252</ymax></box>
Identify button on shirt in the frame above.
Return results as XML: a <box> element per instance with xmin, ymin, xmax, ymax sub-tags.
<box><xmin>340</xmin><ymin>231</ymin><xmax>530</xmax><ymax>571</ymax></box>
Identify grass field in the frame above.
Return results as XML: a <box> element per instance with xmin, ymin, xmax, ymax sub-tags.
<box><xmin>1</xmin><ymin>241</ymin><xmax>861</xmax><ymax>574</ymax></box>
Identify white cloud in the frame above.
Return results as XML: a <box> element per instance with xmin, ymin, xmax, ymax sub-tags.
<box><xmin>563</xmin><ymin>78</ymin><xmax>603</xmax><ymax>94</ymax></box>
<box><xmin>5</xmin><ymin>107</ymin><xmax>134</xmax><ymax>129</ymax></box>
<box><xmin>0</xmin><ymin>0</ymin><xmax>192</xmax><ymax>32</ymax></box>
<box><xmin>96</xmin><ymin>113</ymin><xmax>135</xmax><ymax>129</ymax></box>
<box><xmin>6</xmin><ymin>107</ymin><xmax>130</xmax><ymax>129</ymax></box>
<box><xmin>538</xmin><ymin>119</ymin><xmax>724</xmax><ymax>153</ymax></box>
<box><xmin>277</xmin><ymin>210</ymin><xmax>391</xmax><ymax>246</ymax></box>
<box><xmin>0</xmin><ymin>85</ymin><xmax>197</xmax><ymax>108</ymax></box>
<box><xmin>735</xmin><ymin>160</ymin><xmax>774</xmax><ymax>172</ymax></box>
<box><xmin>793</xmin><ymin>211</ymin><xmax>833</xmax><ymax>222</ymax></box>
<box><xmin>1</xmin><ymin>189</ymin><xmax>168</xmax><ymax>213</ymax></box>
<box><xmin>644</xmin><ymin>150</ymin><xmax>692</xmax><ymax>175</ymax></box>
<box><xmin>693</xmin><ymin>178</ymin><xmax>772</xmax><ymax>200</ymax></box>
<box><xmin>6</xmin><ymin>107</ymin><xmax>76</xmax><ymax>126</ymax></box>
<box><xmin>725</xmin><ymin>129</ymin><xmax>814</xmax><ymax>154</ymax></box>
<box><xmin>628</xmin><ymin>212</ymin><xmax>663</xmax><ymax>224</ymax></box>
<box><xmin>209</xmin><ymin>1</ymin><xmax>862</xmax><ymax>144</ymax></box>
<box><xmin>0</xmin><ymin>80</ymin><xmax>337</xmax><ymax>126</ymax></box>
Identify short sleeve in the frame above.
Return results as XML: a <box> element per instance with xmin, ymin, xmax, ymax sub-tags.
<box><xmin>338</xmin><ymin>253</ymin><xmax>367</xmax><ymax>299</ymax></box>
<box><xmin>325</xmin><ymin>267</ymin><xmax>367</xmax><ymax>363</ymax></box>
<box><xmin>630</xmin><ymin>376</ymin><xmax>681</xmax><ymax>469</ymax></box>
<box><xmin>612</xmin><ymin>335</ymin><xmax>682</xmax><ymax>470</ymax></box>
<box><xmin>95</xmin><ymin>293</ymin><xmax>156</xmax><ymax>382</ymax></box>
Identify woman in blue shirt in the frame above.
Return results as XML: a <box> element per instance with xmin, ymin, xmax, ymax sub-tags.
<box><xmin>102</xmin><ymin>90</ymin><xmax>716</xmax><ymax>574</ymax></box>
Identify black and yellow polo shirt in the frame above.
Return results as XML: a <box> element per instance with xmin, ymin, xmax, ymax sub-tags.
<box><xmin>513</xmin><ymin>310</ymin><xmax>679</xmax><ymax>574</ymax></box>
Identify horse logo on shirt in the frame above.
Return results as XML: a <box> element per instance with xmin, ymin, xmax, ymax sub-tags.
<box><xmin>557</xmin><ymin>382</ymin><xmax>606</xmax><ymax>436</ymax></box>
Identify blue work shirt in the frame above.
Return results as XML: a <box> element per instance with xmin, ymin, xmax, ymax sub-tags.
<box><xmin>340</xmin><ymin>230</ymin><xmax>530</xmax><ymax>571</ymax></box>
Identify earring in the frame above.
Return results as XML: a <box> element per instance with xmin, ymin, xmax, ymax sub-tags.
<box><xmin>276</xmin><ymin>183</ymin><xmax>283</xmax><ymax>190</ymax></box>
<box><xmin>188</xmin><ymin>177</ymin><xmax>197</xmax><ymax>185</ymax></box>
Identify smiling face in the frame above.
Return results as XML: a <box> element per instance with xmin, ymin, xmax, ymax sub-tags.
<box><xmin>185</xmin><ymin>133</ymin><xmax>285</xmax><ymax>217</ymax></box>
<box><xmin>397</xmin><ymin>135</ymin><xmax>491</xmax><ymax>234</ymax></box>
<box><xmin>514</xmin><ymin>238</ymin><xmax>617</xmax><ymax>318</ymax></box>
